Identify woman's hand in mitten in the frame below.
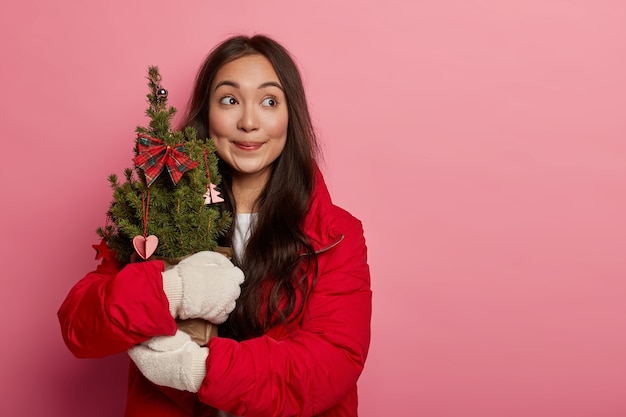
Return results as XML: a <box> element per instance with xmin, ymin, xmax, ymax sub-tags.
<box><xmin>128</xmin><ymin>330</ymin><xmax>208</xmax><ymax>392</ymax></box>
<box><xmin>162</xmin><ymin>251</ymin><xmax>244</xmax><ymax>323</ymax></box>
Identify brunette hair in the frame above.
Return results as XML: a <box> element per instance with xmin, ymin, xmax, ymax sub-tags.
<box><xmin>180</xmin><ymin>34</ymin><xmax>319</xmax><ymax>339</ymax></box>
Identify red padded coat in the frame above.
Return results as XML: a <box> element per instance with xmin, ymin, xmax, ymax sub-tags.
<box><xmin>58</xmin><ymin>168</ymin><xmax>372</xmax><ymax>416</ymax></box>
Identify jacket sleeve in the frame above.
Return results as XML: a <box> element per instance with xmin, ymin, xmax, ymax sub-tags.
<box><xmin>198</xmin><ymin>216</ymin><xmax>372</xmax><ymax>416</ymax></box>
<box><xmin>58</xmin><ymin>257</ymin><xmax>178</xmax><ymax>358</ymax></box>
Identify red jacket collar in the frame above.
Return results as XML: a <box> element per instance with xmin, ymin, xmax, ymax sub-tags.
<box><xmin>303</xmin><ymin>166</ymin><xmax>344</xmax><ymax>254</ymax></box>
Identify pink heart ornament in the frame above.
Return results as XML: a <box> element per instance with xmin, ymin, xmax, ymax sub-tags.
<box><xmin>132</xmin><ymin>235</ymin><xmax>159</xmax><ymax>260</ymax></box>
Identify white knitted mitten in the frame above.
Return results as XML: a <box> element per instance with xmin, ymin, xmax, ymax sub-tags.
<box><xmin>128</xmin><ymin>330</ymin><xmax>208</xmax><ymax>392</ymax></box>
<box><xmin>162</xmin><ymin>251</ymin><xmax>244</xmax><ymax>323</ymax></box>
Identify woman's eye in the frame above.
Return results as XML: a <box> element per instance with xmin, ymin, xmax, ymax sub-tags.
<box><xmin>220</xmin><ymin>96</ymin><xmax>238</xmax><ymax>105</ymax></box>
<box><xmin>262</xmin><ymin>97</ymin><xmax>277</xmax><ymax>107</ymax></box>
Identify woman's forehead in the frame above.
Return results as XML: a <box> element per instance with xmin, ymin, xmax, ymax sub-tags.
<box><xmin>212</xmin><ymin>55</ymin><xmax>282</xmax><ymax>91</ymax></box>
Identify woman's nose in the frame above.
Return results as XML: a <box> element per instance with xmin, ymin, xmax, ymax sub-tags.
<box><xmin>237</xmin><ymin>104</ymin><xmax>259</xmax><ymax>132</ymax></box>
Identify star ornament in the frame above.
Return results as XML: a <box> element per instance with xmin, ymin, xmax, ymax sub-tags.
<box><xmin>92</xmin><ymin>238</ymin><xmax>114</xmax><ymax>261</ymax></box>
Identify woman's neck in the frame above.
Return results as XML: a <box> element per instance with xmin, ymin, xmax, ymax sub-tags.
<box><xmin>231</xmin><ymin>168</ymin><xmax>271</xmax><ymax>214</ymax></box>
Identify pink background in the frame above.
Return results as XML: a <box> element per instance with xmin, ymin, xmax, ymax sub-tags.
<box><xmin>1</xmin><ymin>1</ymin><xmax>625</xmax><ymax>416</ymax></box>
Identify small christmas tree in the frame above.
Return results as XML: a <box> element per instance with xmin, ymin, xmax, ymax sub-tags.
<box><xmin>97</xmin><ymin>66</ymin><xmax>231</xmax><ymax>266</ymax></box>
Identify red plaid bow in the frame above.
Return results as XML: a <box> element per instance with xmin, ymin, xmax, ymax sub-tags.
<box><xmin>134</xmin><ymin>133</ymin><xmax>198</xmax><ymax>186</ymax></box>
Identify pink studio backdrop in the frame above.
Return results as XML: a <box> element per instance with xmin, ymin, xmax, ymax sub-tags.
<box><xmin>1</xmin><ymin>1</ymin><xmax>625</xmax><ymax>416</ymax></box>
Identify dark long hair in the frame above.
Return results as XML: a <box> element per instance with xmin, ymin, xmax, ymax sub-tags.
<box><xmin>180</xmin><ymin>35</ymin><xmax>319</xmax><ymax>339</ymax></box>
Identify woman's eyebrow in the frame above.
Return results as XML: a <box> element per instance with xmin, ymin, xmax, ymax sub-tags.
<box><xmin>214</xmin><ymin>80</ymin><xmax>284</xmax><ymax>92</ymax></box>
<box><xmin>258</xmin><ymin>81</ymin><xmax>283</xmax><ymax>91</ymax></box>
<box><xmin>214</xmin><ymin>80</ymin><xmax>238</xmax><ymax>91</ymax></box>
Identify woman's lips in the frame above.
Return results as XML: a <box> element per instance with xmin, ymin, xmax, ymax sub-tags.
<box><xmin>233</xmin><ymin>141</ymin><xmax>264</xmax><ymax>151</ymax></box>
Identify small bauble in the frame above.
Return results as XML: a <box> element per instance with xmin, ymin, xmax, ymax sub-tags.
<box><xmin>156</xmin><ymin>88</ymin><xmax>168</xmax><ymax>98</ymax></box>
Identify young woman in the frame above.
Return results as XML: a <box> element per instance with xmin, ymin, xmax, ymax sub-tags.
<box><xmin>58</xmin><ymin>34</ymin><xmax>372</xmax><ymax>417</ymax></box>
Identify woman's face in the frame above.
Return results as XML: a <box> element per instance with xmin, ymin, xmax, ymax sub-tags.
<box><xmin>208</xmin><ymin>54</ymin><xmax>288</xmax><ymax>186</ymax></box>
